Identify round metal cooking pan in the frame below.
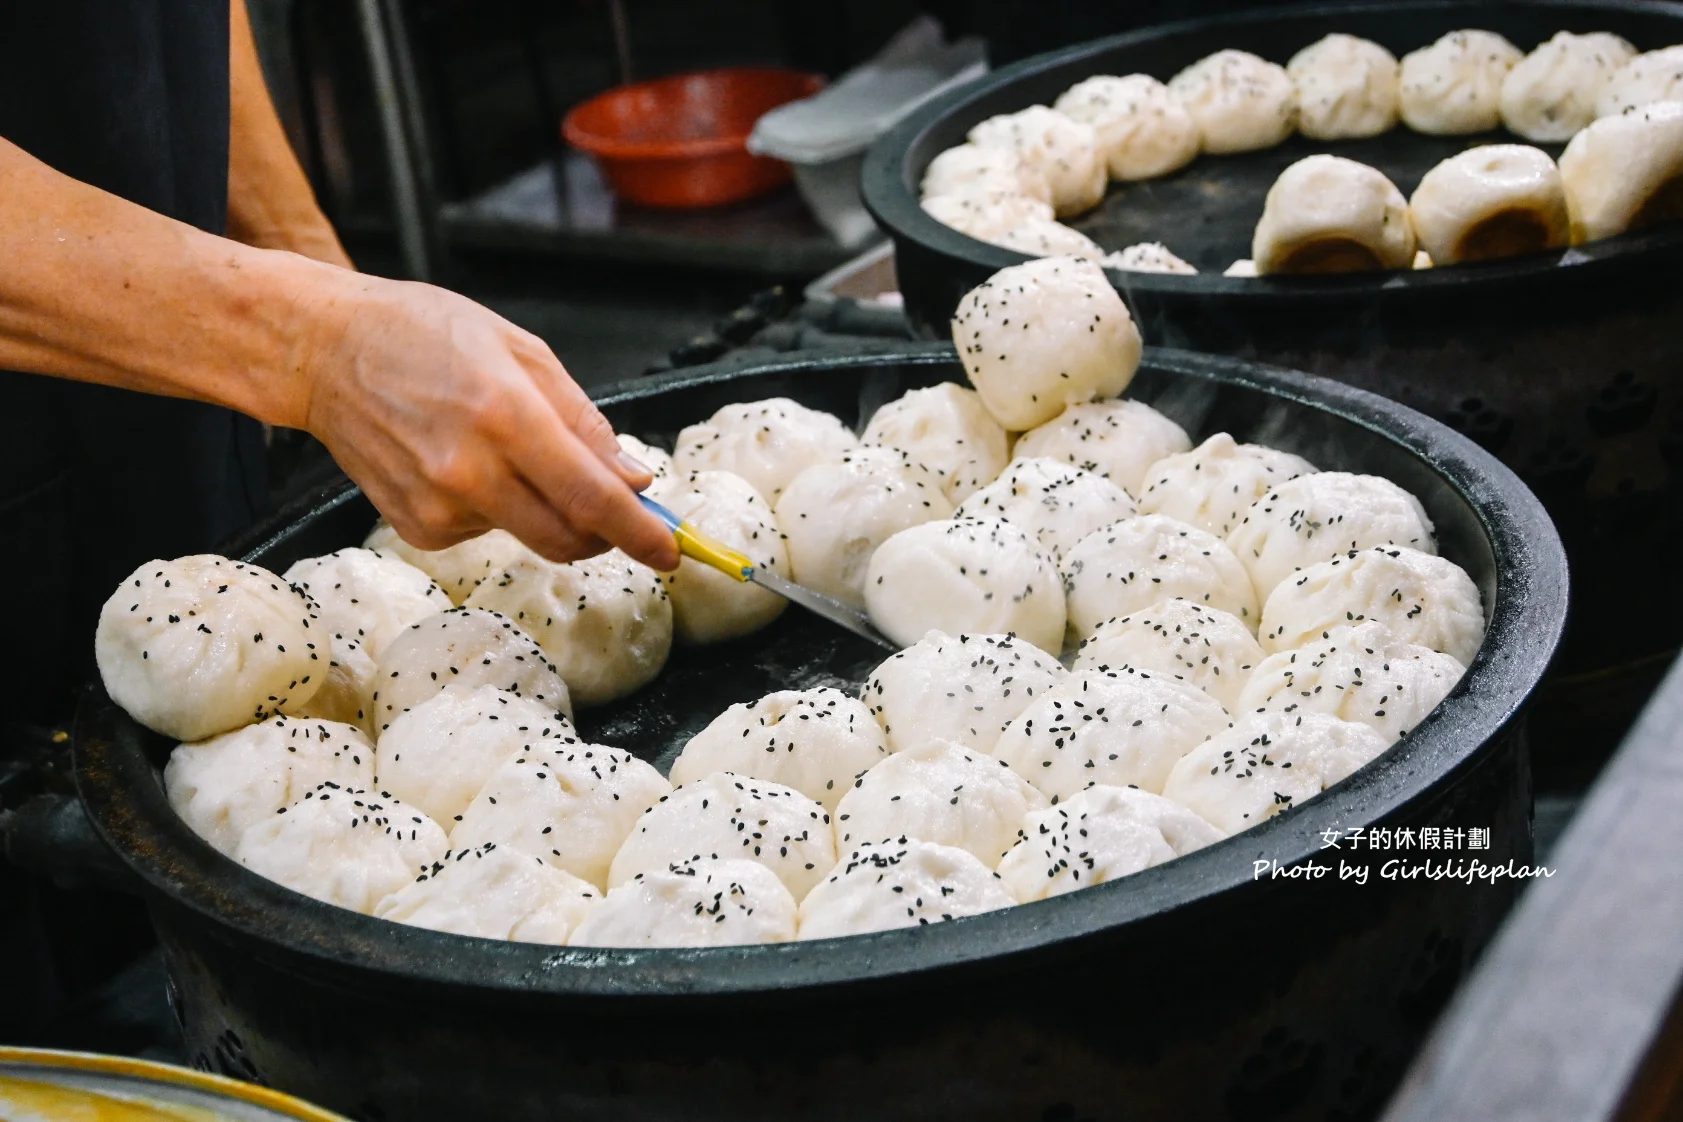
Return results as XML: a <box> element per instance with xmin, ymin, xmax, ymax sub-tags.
<box><xmin>74</xmin><ymin>348</ymin><xmax>1565</xmax><ymax>1122</ymax></box>
<box><xmin>861</xmin><ymin>0</ymin><xmax>1683</xmax><ymax>770</ymax></box>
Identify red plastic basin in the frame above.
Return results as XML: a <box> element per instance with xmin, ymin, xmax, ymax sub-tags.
<box><xmin>562</xmin><ymin>67</ymin><xmax>824</xmax><ymax>210</ymax></box>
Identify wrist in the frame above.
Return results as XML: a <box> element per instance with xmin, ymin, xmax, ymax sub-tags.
<box><xmin>232</xmin><ymin>245</ymin><xmax>367</xmax><ymax>430</ymax></box>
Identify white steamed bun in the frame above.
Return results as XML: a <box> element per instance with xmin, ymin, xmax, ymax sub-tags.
<box><xmin>775</xmin><ymin>446</ymin><xmax>953</xmax><ymax>610</ymax></box>
<box><xmin>282</xmin><ymin>547</ymin><xmax>451</xmax><ymax>657</ymax></box>
<box><xmin>369</xmin><ymin>607</ymin><xmax>571</xmax><ymax>734</ymax></box>
<box><xmin>1288</xmin><ymin>34</ymin><xmax>1401</xmax><ymax>140</ymax></box>
<box><xmin>1071</xmin><ymin>598</ymin><xmax>1265</xmax><ymax>710</ymax></box>
<box><xmin>1103</xmin><ymin>242</ymin><xmax>1198</xmax><ymax>274</ymax></box>
<box><xmin>988</xmin><ymin>218</ymin><xmax>1107</xmax><ymax>261</ymax></box>
<box><xmin>1259</xmin><ymin>545</ymin><xmax>1485</xmax><ymax>662</ymax></box>
<box><xmin>362</xmin><ymin>525</ymin><xmax>532</xmax><ymax>606</ymax></box>
<box><xmin>861</xmin><ymin>631</ymin><xmax>1068</xmax><ymax>756</ymax></box>
<box><xmin>865</xmin><ymin>518</ymin><xmax>1067</xmax><ymax>655</ymax></box>
<box><xmin>164</xmin><ymin>714</ymin><xmax>374</xmax><ymax>856</ymax></box>
<box><xmin>1597</xmin><ymin>44</ymin><xmax>1683</xmax><ymax>118</ymax></box>
<box><xmin>1559</xmin><ymin>100</ymin><xmax>1683</xmax><ymax>244</ymax></box>
<box><xmin>671</xmin><ymin>687</ymin><xmax>888</xmax><ymax>811</ymax></box>
<box><xmin>955</xmin><ymin>457</ymin><xmax>1138</xmax><ymax>562</ymax></box>
<box><xmin>834</xmin><ymin>738</ymin><xmax>1047</xmax><ymax>866</ymax></box>
<box><xmin>1137</xmin><ymin>432</ymin><xmax>1317</xmax><ymax>538</ymax></box>
<box><xmin>797</xmin><ymin>838</ymin><xmax>1015</xmax><ymax>939</ymax></box>
<box><xmin>616</xmin><ymin>433</ymin><xmax>676</xmax><ymax>498</ymax></box>
<box><xmin>374</xmin><ymin>843</ymin><xmax>600</xmax><ymax>944</ymax></box>
<box><xmin>1061</xmin><ymin>514</ymin><xmax>1258</xmax><ymax>640</ymax></box>
<box><xmin>1500</xmin><ymin>31</ymin><xmax>1635</xmax><ymax>142</ymax></box>
<box><xmin>1252</xmin><ymin>155</ymin><xmax>1416</xmax><ymax>275</ymax></box>
<box><xmin>860</xmin><ymin>382</ymin><xmax>1010</xmax><ymax>505</ymax></box>
<box><xmin>1409</xmin><ymin>145</ymin><xmax>1570</xmax><ymax>264</ymax></box>
<box><xmin>967</xmin><ymin>105</ymin><xmax>1107</xmax><ymax>217</ymax></box>
<box><xmin>1011</xmin><ymin>398</ymin><xmax>1192</xmax><ymax>497</ymax></box>
<box><xmin>921</xmin><ymin>142</ymin><xmax>1054</xmax><ymax>205</ymax></box>
<box><xmin>1169</xmin><ymin>49</ymin><xmax>1298</xmax><ymax>154</ymax></box>
<box><xmin>97</xmin><ymin>555</ymin><xmax>326</xmax><ymax>742</ymax></box>
<box><xmin>993</xmin><ymin>668</ymin><xmax>1231</xmax><ymax>799</ymax></box>
<box><xmin>659</xmin><ymin>470</ymin><xmax>787</xmax><ymax>645</ymax></box>
<box><xmin>996</xmin><ymin>785</ymin><xmax>1223</xmax><ymax>902</ymax></box>
<box><xmin>571</xmin><ymin>859</ymin><xmax>797</xmax><ymax>948</ymax></box>
<box><xmin>951</xmin><ymin>255</ymin><xmax>1142</xmax><ymax>432</ymax></box>
<box><xmin>672</xmin><ymin>397</ymin><xmax>857</xmax><ymax>504</ymax></box>
<box><xmin>1398</xmin><ymin>30</ymin><xmax>1522</xmax><ymax>135</ymax></box>
<box><xmin>1054</xmin><ymin>74</ymin><xmax>1201</xmax><ymax>181</ymax></box>
<box><xmin>923</xmin><ymin>189</ymin><xmax>1055</xmax><ymax>242</ymax></box>
<box><xmin>1162</xmin><ymin>711</ymin><xmax>1389</xmax><ymax>834</ymax></box>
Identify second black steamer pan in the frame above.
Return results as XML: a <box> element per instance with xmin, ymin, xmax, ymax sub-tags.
<box><xmin>862</xmin><ymin>0</ymin><xmax>1683</xmax><ymax>776</ymax></box>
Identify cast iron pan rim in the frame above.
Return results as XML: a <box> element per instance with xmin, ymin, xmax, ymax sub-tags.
<box><xmin>860</xmin><ymin>0</ymin><xmax>1683</xmax><ymax>300</ymax></box>
<box><xmin>73</xmin><ymin>348</ymin><xmax>1567</xmax><ymax>1001</ymax></box>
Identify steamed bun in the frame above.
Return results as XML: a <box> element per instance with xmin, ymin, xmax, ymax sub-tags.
<box><xmin>1398</xmin><ymin>30</ymin><xmax>1522</xmax><ymax>135</ymax></box>
<box><xmin>955</xmin><ymin>457</ymin><xmax>1138</xmax><ymax>561</ymax></box>
<box><xmin>1259</xmin><ymin>545</ymin><xmax>1485</xmax><ymax>662</ymax></box>
<box><xmin>775</xmin><ymin>446</ymin><xmax>953</xmax><ymax>609</ymax></box>
<box><xmin>993</xmin><ymin>668</ymin><xmax>1231</xmax><ymax>799</ymax></box>
<box><xmin>1559</xmin><ymin>100</ymin><xmax>1683</xmax><ymax>244</ymax></box>
<box><xmin>672</xmin><ymin>398</ymin><xmax>857</xmax><ymax>504</ymax></box>
<box><xmin>1061</xmin><ymin>514</ymin><xmax>1258</xmax><ymax>640</ymax></box>
<box><xmin>97</xmin><ymin>555</ymin><xmax>326</xmax><ymax>742</ymax></box>
<box><xmin>861</xmin><ymin>382</ymin><xmax>1010</xmax><ymax>504</ymax></box>
<box><xmin>1103</xmin><ymin>242</ymin><xmax>1198</xmax><ymax>274</ymax></box>
<box><xmin>1288</xmin><ymin>34</ymin><xmax>1401</xmax><ymax>140</ymax></box>
<box><xmin>1169</xmin><ymin>49</ymin><xmax>1297</xmax><ymax>154</ymax></box>
<box><xmin>1071</xmin><ymin>598</ymin><xmax>1265</xmax><ymax>710</ymax></box>
<box><xmin>617</xmin><ymin>434</ymin><xmax>677</xmax><ymax>498</ymax></box>
<box><xmin>921</xmin><ymin>142</ymin><xmax>1054</xmax><ymax>205</ymax></box>
<box><xmin>1596</xmin><ymin>44</ymin><xmax>1683</xmax><ymax>119</ymax></box>
<box><xmin>952</xmin><ymin>255</ymin><xmax>1142</xmax><ymax>432</ymax></box>
<box><xmin>968</xmin><ymin>105</ymin><xmax>1107</xmax><ymax>217</ymax></box>
<box><xmin>464</xmin><ymin>550</ymin><xmax>671</xmax><ymax>708</ymax></box>
<box><xmin>996</xmin><ymin>785</ymin><xmax>1223</xmax><ymax>902</ymax></box>
<box><xmin>1252</xmin><ymin>155</ymin><xmax>1415</xmax><ymax>275</ymax></box>
<box><xmin>1054</xmin><ymin>74</ymin><xmax>1200</xmax><ymax>181</ymax></box>
<box><xmin>1011</xmin><ymin>399</ymin><xmax>1192</xmax><ymax>497</ymax></box>
<box><xmin>660</xmin><ymin>470</ymin><xmax>787</xmax><ymax>644</ymax></box>
<box><xmin>362</xmin><ymin>525</ymin><xmax>532</xmax><ymax>606</ymax></box>
<box><xmin>164</xmin><ymin>715</ymin><xmax>374</xmax><ymax>856</ymax></box>
<box><xmin>671</xmin><ymin>688</ymin><xmax>888</xmax><ymax>810</ymax></box>
<box><xmin>796</xmin><ymin>839</ymin><xmax>1015</xmax><ymax>939</ymax></box>
<box><xmin>865</xmin><ymin>518</ymin><xmax>1067</xmax><ymax>655</ymax></box>
<box><xmin>1137</xmin><ymin>432</ymin><xmax>1317</xmax><ymax>538</ymax></box>
<box><xmin>923</xmin><ymin>189</ymin><xmax>1055</xmax><ymax>242</ymax></box>
<box><xmin>1409</xmin><ymin>144</ymin><xmax>1569</xmax><ymax>264</ymax></box>
<box><xmin>374</xmin><ymin>843</ymin><xmax>599</xmax><ymax>944</ymax></box>
<box><xmin>1500</xmin><ymin>31</ymin><xmax>1635</xmax><ymax>142</ymax></box>
<box><xmin>282</xmin><ymin>547</ymin><xmax>451</xmax><ymax>656</ymax></box>
<box><xmin>1161</xmin><ymin>711</ymin><xmax>1389</xmax><ymax>834</ymax></box>
<box><xmin>834</xmin><ymin>739</ymin><xmax>1047</xmax><ymax>866</ymax></box>
<box><xmin>369</xmin><ymin>607</ymin><xmax>571</xmax><ymax>733</ymax></box>
<box><xmin>861</xmin><ymin>631</ymin><xmax>1068</xmax><ymax>756</ymax></box>
<box><xmin>571</xmin><ymin>859</ymin><xmax>797</xmax><ymax>948</ymax></box>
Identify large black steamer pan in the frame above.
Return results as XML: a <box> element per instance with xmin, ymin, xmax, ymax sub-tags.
<box><xmin>75</xmin><ymin>349</ymin><xmax>1566</xmax><ymax>1122</ymax></box>
<box><xmin>862</xmin><ymin>0</ymin><xmax>1683</xmax><ymax>766</ymax></box>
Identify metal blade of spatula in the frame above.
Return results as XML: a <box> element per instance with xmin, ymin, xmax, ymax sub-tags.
<box><xmin>638</xmin><ymin>494</ymin><xmax>896</xmax><ymax>651</ymax></box>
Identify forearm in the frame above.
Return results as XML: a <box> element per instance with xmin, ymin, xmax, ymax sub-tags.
<box><xmin>0</xmin><ymin>135</ymin><xmax>336</xmax><ymax>428</ymax></box>
<box><xmin>227</xmin><ymin>0</ymin><xmax>352</xmax><ymax>268</ymax></box>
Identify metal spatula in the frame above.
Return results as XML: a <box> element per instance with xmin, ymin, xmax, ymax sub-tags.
<box><xmin>639</xmin><ymin>493</ymin><xmax>895</xmax><ymax>651</ymax></box>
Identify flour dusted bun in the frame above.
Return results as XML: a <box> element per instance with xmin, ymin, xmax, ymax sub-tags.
<box><xmin>293</xmin><ymin>632</ymin><xmax>379</xmax><ymax>734</ymax></box>
<box><xmin>1288</xmin><ymin>34</ymin><xmax>1401</xmax><ymax>140</ymax></box>
<box><xmin>164</xmin><ymin>715</ymin><xmax>374</xmax><ymax>856</ymax></box>
<box><xmin>921</xmin><ymin>142</ymin><xmax>1054</xmax><ymax>205</ymax></box>
<box><xmin>1253</xmin><ymin>155</ymin><xmax>1415</xmax><ymax>275</ymax></box>
<box><xmin>233</xmin><ymin>783</ymin><xmax>447</xmax><ymax>913</ymax></box>
<box><xmin>1054</xmin><ymin>74</ymin><xmax>1201</xmax><ymax>180</ymax></box>
<box><xmin>923</xmin><ymin>189</ymin><xmax>1055</xmax><ymax>242</ymax></box>
<box><xmin>1409</xmin><ymin>145</ymin><xmax>1570</xmax><ymax>264</ymax></box>
<box><xmin>1103</xmin><ymin>242</ymin><xmax>1198</xmax><ymax>274</ymax></box>
<box><xmin>997</xmin><ymin>785</ymin><xmax>1223</xmax><ymax>902</ymax></box>
<box><xmin>374</xmin><ymin>844</ymin><xmax>600</xmax><ymax>944</ymax></box>
<box><xmin>659</xmin><ymin>470</ymin><xmax>787</xmax><ymax>645</ymax></box>
<box><xmin>1500</xmin><ymin>32</ymin><xmax>1635</xmax><ymax>142</ymax></box>
<box><xmin>986</xmin><ymin>217</ymin><xmax>1107</xmax><ymax>261</ymax></box>
<box><xmin>993</xmin><ymin>668</ymin><xmax>1231</xmax><ymax>799</ymax></box>
<box><xmin>865</xmin><ymin>518</ymin><xmax>1066</xmax><ymax>655</ymax></box>
<box><xmin>1237</xmin><ymin>620</ymin><xmax>1467</xmax><ymax>742</ymax></box>
<box><xmin>953</xmin><ymin>255</ymin><xmax>1142</xmax><ymax>432</ymax></box>
<box><xmin>672</xmin><ymin>397</ymin><xmax>857</xmax><ymax>504</ymax></box>
<box><xmin>617</xmin><ymin>434</ymin><xmax>677</xmax><ymax>499</ymax></box>
<box><xmin>1072</xmin><ymin>599</ymin><xmax>1265</xmax><ymax>710</ymax></box>
<box><xmin>672</xmin><ymin>688</ymin><xmax>888</xmax><ymax>811</ymax></box>
<box><xmin>1597</xmin><ymin>45</ymin><xmax>1683</xmax><ymax>118</ymax></box>
<box><xmin>363</xmin><ymin>525</ymin><xmax>532</xmax><ymax>606</ymax></box>
<box><xmin>834</xmin><ymin>739</ymin><xmax>1046</xmax><ymax>866</ymax></box>
<box><xmin>609</xmin><ymin>773</ymin><xmax>835</xmax><ymax>900</ymax></box>
<box><xmin>1062</xmin><ymin>514</ymin><xmax>1258</xmax><ymax>640</ymax></box>
<box><xmin>571</xmin><ymin>859</ymin><xmax>797</xmax><ymax>948</ymax></box>
<box><xmin>861</xmin><ymin>382</ymin><xmax>1011</xmax><ymax>505</ymax></box>
<box><xmin>375</xmin><ymin>683</ymin><xmax>571</xmax><ymax>824</ymax></box>
<box><xmin>97</xmin><ymin>555</ymin><xmax>326</xmax><ymax>742</ymax></box>
<box><xmin>464</xmin><ymin>550</ymin><xmax>670</xmax><ymax>708</ymax></box>
<box><xmin>283</xmin><ymin>547</ymin><xmax>451</xmax><ymax>660</ymax></box>
<box><xmin>451</xmin><ymin>740</ymin><xmax>670</xmax><ymax>890</ymax></box>
<box><xmin>1560</xmin><ymin>100</ymin><xmax>1683</xmax><ymax>244</ymax></box>
<box><xmin>968</xmin><ymin>106</ymin><xmax>1107</xmax><ymax>217</ymax></box>
<box><xmin>797</xmin><ymin>838</ymin><xmax>1014</xmax><ymax>939</ymax></box>
<box><xmin>1399</xmin><ymin>30</ymin><xmax>1522</xmax><ymax>135</ymax></box>
<box><xmin>1011</xmin><ymin>399</ymin><xmax>1191</xmax><ymax>497</ymax></box>
<box><xmin>1138</xmin><ymin>433</ymin><xmax>1317</xmax><ymax>538</ymax></box>
<box><xmin>1169</xmin><ymin>50</ymin><xmax>1297</xmax><ymax>154</ymax></box>
<box><xmin>861</xmin><ymin>631</ymin><xmax>1068</xmax><ymax>756</ymax></box>
<box><xmin>956</xmin><ymin>458</ymin><xmax>1137</xmax><ymax>562</ymax></box>
<box><xmin>1226</xmin><ymin>471</ymin><xmax>1436</xmax><ymax>603</ymax></box>
<box><xmin>1259</xmin><ymin>546</ymin><xmax>1485</xmax><ymax>662</ymax></box>
<box><xmin>1161</xmin><ymin>711</ymin><xmax>1388</xmax><ymax>834</ymax></box>
<box><xmin>369</xmin><ymin>607</ymin><xmax>571</xmax><ymax>733</ymax></box>
<box><xmin>776</xmin><ymin>446</ymin><xmax>953</xmax><ymax>609</ymax></box>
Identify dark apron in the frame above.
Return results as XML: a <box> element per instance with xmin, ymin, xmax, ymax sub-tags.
<box><xmin>0</xmin><ymin>0</ymin><xmax>267</xmax><ymax>721</ymax></box>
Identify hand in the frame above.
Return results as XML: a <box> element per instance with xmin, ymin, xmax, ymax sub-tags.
<box><xmin>294</xmin><ymin>272</ymin><xmax>680</xmax><ymax>571</ymax></box>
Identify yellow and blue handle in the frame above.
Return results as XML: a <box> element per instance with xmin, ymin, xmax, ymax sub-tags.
<box><xmin>639</xmin><ymin>493</ymin><xmax>754</xmax><ymax>583</ymax></box>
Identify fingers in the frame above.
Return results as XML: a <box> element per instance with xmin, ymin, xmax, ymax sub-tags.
<box><xmin>507</xmin><ymin>326</ymin><xmax>653</xmax><ymax>490</ymax></box>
